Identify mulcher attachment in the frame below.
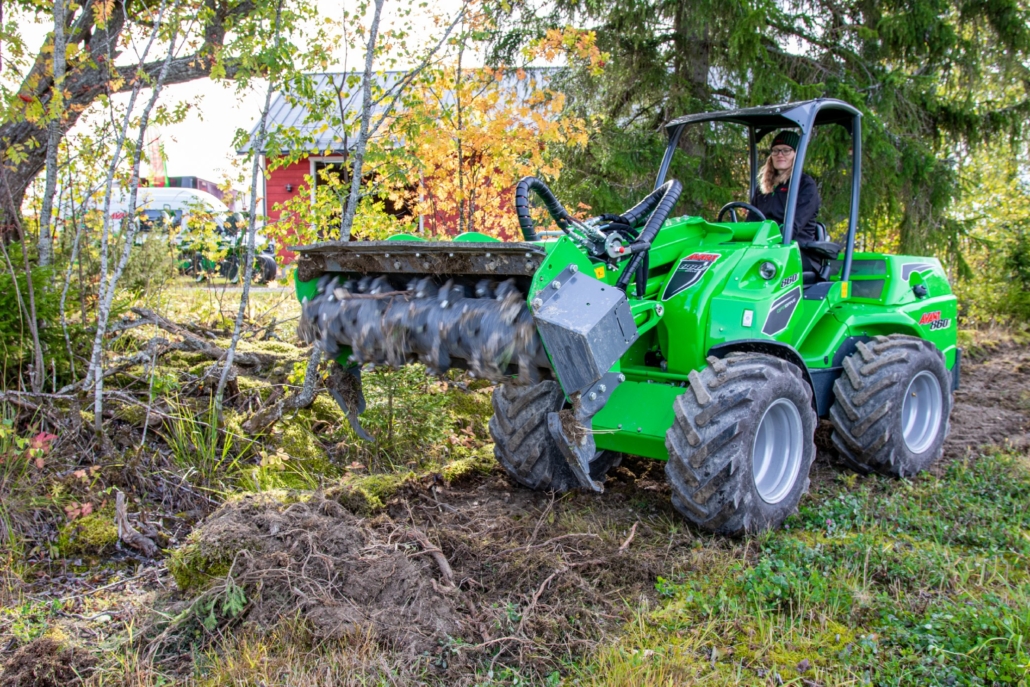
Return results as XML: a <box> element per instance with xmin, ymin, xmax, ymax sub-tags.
<box><xmin>298</xmin><ymin>273</ymin><xmax>549</xmax><ymax>384</ymax></box>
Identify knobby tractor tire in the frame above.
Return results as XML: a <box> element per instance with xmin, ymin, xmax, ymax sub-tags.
<box><xmin>829</xmin><ymin>334</ymin><xmax>951</xmax><ymax>477</ymax></box>
<box><xmin>490</xmin><ymin>381</ymin><xmax>580</xmax><ymax>492</ymax></box>
<box><xmin>665</xmin><ymin>353</ymin><xmax>818</xmax><ymax>536</ymax></box>
<box><xmin>489</xmin><ymin>381</ymin><xmax>618</xmax><ymax>492</ymax></box>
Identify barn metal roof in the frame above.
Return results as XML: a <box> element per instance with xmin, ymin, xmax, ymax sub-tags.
<box><xmin>238</xmin><ymin>69</ymin><xmax>557</xmax><ymax>155</ymax></box>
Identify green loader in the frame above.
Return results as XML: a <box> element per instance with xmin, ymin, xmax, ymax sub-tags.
<box><xmin>294</xmin><ymin>98</ymin><xmax>959</xmax><ymax>535</ymax></box>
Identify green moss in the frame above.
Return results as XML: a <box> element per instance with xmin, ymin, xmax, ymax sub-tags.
<box><xmin>233</xmin><ymin>340</ymin><xmax>303</xmax><ymax>356</ymax></box>
<box><xmin>327</xmin><ymin>471</ymin><xmax>414</xmax><ymax>514</ymax></box>
<box><xmin>440</xmin><ymin>444</ymin><xmax>495</xmax><ymax>483</ymax></box>
<box><xmin>443</xmin><ymin>387</ymin><xmax>493</xmax><ymax>423</ymax></box>
<box><xmin>278</xmin><ymin>424</ymin><xmax>325</xmax><ymax>463</ymax></box>
<box><xmin>168</xmin><ymin>539</ymin><xmax>232</xmax><ymax>594</ymax></box>
<box><xmin>162</xmin><ymin>351</ymin><xmax>211</xmax><ymax>369</ymax></box>
<box><xmin>223</xmin><ymin>409</ymin><xmax>246</xmax><ymax>443</ymax></box>
<box><xmin>113</xmin><ymin>402</ymin><xmax>149</xmax><ymax>427</ymax></box>
<box><xmin>237</xmin><ymin>376</ymin><xmax>274</xmax><ymax>401</ymax></box>
<box><xmin>188</xmin><ymin>361</ymin><xmax>214</xmax><ymax>377</ymax></box>
<box><xmin>309</xmin><ymin>395</ymin><xmax>345</xmax><ymax>424</ymax></box>
<box><xmin>58</xmin><ymin>510</ymin><xmax>119</xmax><ymax>557</ymax></box>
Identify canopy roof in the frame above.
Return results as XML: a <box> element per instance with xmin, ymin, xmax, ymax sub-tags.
<box><xmin>664</xmin><ymin>98</ymin><xmax>861</xmax><ymax>134</ymax></box>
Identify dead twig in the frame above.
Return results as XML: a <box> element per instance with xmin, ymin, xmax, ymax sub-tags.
<box><xmin>486</xmin><ymin>532</ymin><xmax>601</xmax><ymax>561</ymax></box>
<box><xmin>618</xmin><ymin>522</ymin><xmax>638</xmax><ymax>554</ymax></box>
<box><xmin>518</xmin><ymin>567</ymin><xmax>565</xmax><ymax>635</ymax></box>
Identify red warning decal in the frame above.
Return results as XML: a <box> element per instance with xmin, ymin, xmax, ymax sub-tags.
<box><xmin>918</xmin><ymin>311</ymin><xmax>941</xmax><ymax>325</ymax></box>
<box><xmin>662</xmin><ymin>253</ymin><xmax>722</xmax><ymax>300</ymax></box>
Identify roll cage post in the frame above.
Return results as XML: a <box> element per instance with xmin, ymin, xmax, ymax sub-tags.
<box><xmin>656</xmin><ymin>98</ymin><xmax>863</xmax><ymax>284</ymax></box>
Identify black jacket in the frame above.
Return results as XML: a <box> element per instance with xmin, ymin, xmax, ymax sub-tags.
<box><xmin>747</xmin><ymin>173</ymin><xmax>821</xmax><ymax>242</ymax></box>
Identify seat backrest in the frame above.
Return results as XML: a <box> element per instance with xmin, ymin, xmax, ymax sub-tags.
<box><xmin>814</xmin><ymin>222</ymin><xmax>828</xmax><ymax>242</ymax></box>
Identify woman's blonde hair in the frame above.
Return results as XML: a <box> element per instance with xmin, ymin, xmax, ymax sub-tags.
<box><xmin>759</xmin><ymin>155</ymin><xmax>793</xmax><ymax>195</ymax></box>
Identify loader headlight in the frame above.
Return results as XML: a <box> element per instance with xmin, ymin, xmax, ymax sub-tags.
<box><xmin>759</xmin><ymin>261</ymin><xmax>777</xmax><ymax>280</ymax></box>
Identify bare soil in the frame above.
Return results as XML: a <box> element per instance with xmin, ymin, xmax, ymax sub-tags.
<box><xmin>943</xmin><ymin>343</ymin><xmax>1030</xmax><ymax>458</ymax></box>
<box><xmin>152</xmin><ymin>461</ymin><xmax>697</xmax><ymax>681</ymax></box>
<box><xmin>0</xmin><ymin>638</ymin><xmax>95</xmax><ymax>687</ymax></box>
<box><xmin>161</xmin><ymin>494</ymin><xmax>461</xmax><ymax>655</ymax></box>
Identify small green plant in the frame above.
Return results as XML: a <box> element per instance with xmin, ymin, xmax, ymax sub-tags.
<box><xmin>159</xmin><ymin>396</ymin><xmax>247</xmax><ymax>492</ymax></box>
<box><xmin>198</xmin><ymin>579</ymin><xmax>248</xmax><ymax>632</ymax></box>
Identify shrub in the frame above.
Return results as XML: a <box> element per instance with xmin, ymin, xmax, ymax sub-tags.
<box><xmin>0</xmin><ymin>242</ymin><xmax>90</xmax><ymax>388</ymax></box>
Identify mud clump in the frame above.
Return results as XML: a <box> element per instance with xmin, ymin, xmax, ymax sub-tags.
<box><xmin>171</xmin><ymin>494</ymin><xmax>459</xmax><ymax>653</ymax></box>
<box><xmin>0</xmin><ymin>638</ymin><xmax>95</xmax><ymax>687</ymax></box>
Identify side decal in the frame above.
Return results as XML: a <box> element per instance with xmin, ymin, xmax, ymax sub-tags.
<box><xmin>919</xmin><ymin>310</ymin><xmax>951</xmax><ymax>331</ymax></box>
<box><xmin>762</xmin><ymin>287</ymin><xmax>802</xmax><ymax>336</ymax></box>
<box><xmin>662</xmin><ymin>252</ymin><xmax>720</xmax><ymax>301</ymax></box>
<box><xmin>902</xmin><ymin>262</ymin><xmax>935</xmax><ymax>280</ymax></box>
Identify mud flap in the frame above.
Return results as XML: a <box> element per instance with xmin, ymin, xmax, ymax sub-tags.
<box><xmin>545</xmin><ymin>371</ymin><xmax>624</xmax><ymax>492</ymax></box>
<box><xmin>325</xmin><ymin>362</ymin><xmax>373</xmax><ymax>442</ymax></box>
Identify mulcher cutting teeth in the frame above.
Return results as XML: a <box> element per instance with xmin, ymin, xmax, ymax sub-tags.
<box><xmin>298</xmin><ymin>274</ymin><xmax>548</xmax><ymax>384</ymax></box>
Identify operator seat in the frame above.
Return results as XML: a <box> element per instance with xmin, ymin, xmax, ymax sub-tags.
<box><xmin>799</xmin><ymin>222</ymin><xmax>842</xmax><ymax>285</ymax></box>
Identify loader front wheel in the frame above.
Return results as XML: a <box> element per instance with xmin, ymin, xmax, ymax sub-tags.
<box><xmin>829</xmin><ymin>334</ymin><xmax>951</xmax><ymax>477</ymax></box>
<box><xmin>490</xmin><ymin>381</ymin><xmax>581</xmax><ymax>492</ymax></box>
<box><xmin>665</xmin><ymin>353</ymin><xmax>817</xmax><ymax>536</ymax></box>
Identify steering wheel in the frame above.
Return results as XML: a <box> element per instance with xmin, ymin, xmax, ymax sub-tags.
<box><xmin>717</xmin><ymin>201</ymin><xmax>765</xmax><ymax>223</ymax></box>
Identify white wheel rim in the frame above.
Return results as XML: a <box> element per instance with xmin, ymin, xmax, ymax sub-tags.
<box><xmin>902</xmin><ymin>370</ymin><xmax>943</xmax><ymax>454</ymax></box>
<box><xmin>751</xmin><ymin>398</ymin><xmax>804</xmax><ymax>504</ymax></box>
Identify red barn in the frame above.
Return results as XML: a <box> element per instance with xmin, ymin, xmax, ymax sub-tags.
<box><xmin>239</xmin><ymin>71</ymin><xmax>555</xmax><ymax>261</ymax></box>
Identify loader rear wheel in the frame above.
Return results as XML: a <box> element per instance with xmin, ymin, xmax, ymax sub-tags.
<box><xmin>829</xmin><ymin>334</ymin><xmax>951</xmax><ymax>477</ymax></box>
<box><xmin>665</xmin><ymin>353</ymin><xmax>817</xmax><ymax>536</ymax></box>
<box><xmin>489</xmin><ymin>381</ymin><xmax>618</xmax><ymax>492</ymax></box>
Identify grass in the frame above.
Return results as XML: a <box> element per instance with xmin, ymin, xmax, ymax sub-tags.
<box><xmin>574</xmin><ymin>452</ymin><xmax>1030</xmax><ymax>686</ymax></box>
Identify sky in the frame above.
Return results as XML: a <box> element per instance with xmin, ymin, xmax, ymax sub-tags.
<box><xmin>12</xmin><ymin>0</ymin><xmax>475</xmax><ymax>192</ymax></box>
<box><xmin>14</xmin><ymin>17</ymin><xmax>268</xmax><ymax>185</ymax></box>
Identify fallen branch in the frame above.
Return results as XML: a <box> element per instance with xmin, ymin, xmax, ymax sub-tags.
<box><xmin>241</xmin><ymin>347</ymin><xmax>321</xmax><ymax>433</ymax></box>
<box><xmin>115</xmin><ymin>490</ymin><xmax>158</xmax><ymax>557</ymax></box>
<box><xmin>131</xmin><ymin>307</ymin><xmax>279</xmax><ymax>368</ymax></box>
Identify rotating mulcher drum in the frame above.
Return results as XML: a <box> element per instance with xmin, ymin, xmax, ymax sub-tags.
<box><xmin>296</xmin><ymin>99</ymin><xmax>960</xmax><ymax>535</ymax></box>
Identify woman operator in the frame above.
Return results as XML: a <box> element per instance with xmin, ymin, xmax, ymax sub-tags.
<box><xmin>747</xmin><ymin>131</ymin><xmax>823</xmax><ymax>270</ymax></box>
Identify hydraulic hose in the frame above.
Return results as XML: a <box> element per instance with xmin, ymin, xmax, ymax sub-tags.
<box><xmin>515</xmin><ymin>176</ymin><xmax>572</xmax><ymax>241</ymax></box>
<box><xmin>619</xmin><ymin>186</ymin><xmax>665</xmax><ymax>234</ymax></box>
<box><xmin>615</xmin><ymin>179</ymin><xmax>683</xmax><ymax>292</ymax></box>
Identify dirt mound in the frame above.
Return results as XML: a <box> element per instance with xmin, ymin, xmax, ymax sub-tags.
<box><xmin>168</xmin><ymin>494</ymin><xmax>459</xmax><ymax>653</ymax></box>
<box><xmin>945</xmin><ymin>343</ymin><xmax>1030</xmax><ymax>458</ymax></box>
<box><xmin>156</xmin><ymin>468</ymin><xmax>690</xmax><ymax>681</ymax></box>
<box><xmin>0</xmin><ymin>638</ymin><xmax>95</xmax><ymax>687</ymax></box>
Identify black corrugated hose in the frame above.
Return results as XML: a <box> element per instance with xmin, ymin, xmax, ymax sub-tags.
<box><xmin>615</xmin><ymin>179</ymin><xmax>683</xmax><ymax>292</ymax></box>
<box><xmin>514</xmin><ymin>176</ymin><xmax>572</xmax><ymax>241</ymax></box>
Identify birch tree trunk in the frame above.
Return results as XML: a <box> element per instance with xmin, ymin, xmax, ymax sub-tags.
<box><xmin>37</xmin><ymin>0</ymin><xmax>67</xmax><ymax>268</ymax></box>
<box><xmin>83</xmin><ymin>0</ymin><xmax>171</xmax><ymax>392</ymax></box>
<box><xmin>89</xmin><ymin>21</ymin><xmax>181</xmax><ymax>434</ymax></box>
<box><xmin>338</xmin><ymin>0</ymin><xmax>386</xmax><ymax>241</ymax></box>
<box><xmin>215</xmin><ymin>1</ymin><xmax>285</xmax><ymax>407</ymax></box>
